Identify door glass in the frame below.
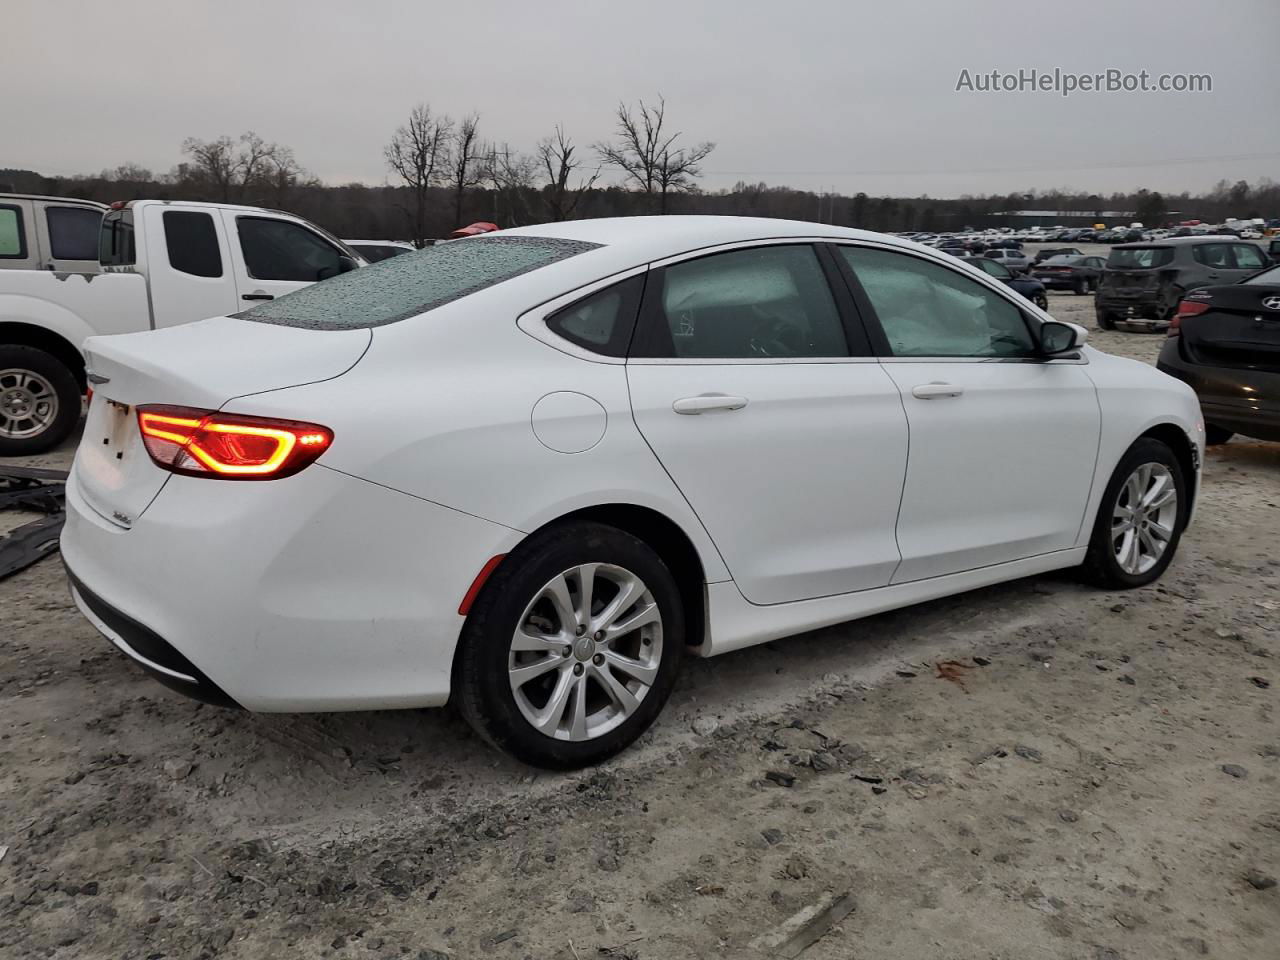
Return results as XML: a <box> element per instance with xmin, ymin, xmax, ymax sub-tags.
<box><xmin>0</xmin><ymin>206</ymin><xmax>27</xmax><ymax>258</ymax></box>
<box><xmin>1231</xmin><ymin>244</ymin><xmax>1266</xmax><ymax>271</ymax></box>
<box><xmin>237</xmin><ymin>217</ymin><xmax>344</xmax><ymax>282</ymax></box>
<box><xmin>1192</xmin><ymin>243</ymin><xmax>1231</xmax><ymax>269</ymax></box>
<box><xmin>46</xmin><ymin>206</ymin><xmax>103</xmax><ymax>261</ymax></box>
<box><xmin>650</xmin><ymin>245</ymin><xmax>847</xmax><ymax>358</ymax></box>
<box><xmin>839</xmin><ymin>247</ymin><xmax>1035</xmax><ymax>358</ymax></box>
<box><xmin>164</xmin><ymin>211</ymin><xmax>223</xmax><ymax>277</ymax></box>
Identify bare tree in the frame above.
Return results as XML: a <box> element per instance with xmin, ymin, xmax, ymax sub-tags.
<box><xmin>596</xmin><ymin>97</ymin><xmax>714</xmax><ymax>213</ymax></box>
<box><xmin>445</xmin><ymin>113</ymin><xmax>484</xmax><ymax>228</ymax></box>
<box><xmin>180</xmin><ymin>135</ymin><xmax>238</xmax><ymax>202</ymax></box>
<box><xmin>484</xmin><ymin>143</ymin><xmax>537</xmax><ymax>226</ymax></box>
<box><xmin>537</xmin><ymin>125</ymin><xmax>599</xmax><ymax>221</ymax></box>
<box><xmin>262</xmin><ymin>146</ymin><xmax>318</xmax><ymax>209</ymax></box>
<box><xmin>384</xmin><ymin>104</ymin><xmax>453</xmax><ymax>245</ymax></box>
<box><xmin>235</xmin><ymin>132</ymin><xmax>276</xmax><ymax>199</ymax></box>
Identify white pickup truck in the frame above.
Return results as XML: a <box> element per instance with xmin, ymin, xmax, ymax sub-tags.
<box><xmin>0</xmin><ymin>196</ymin><xmax>363</xmax><ymax>455</ymax></box>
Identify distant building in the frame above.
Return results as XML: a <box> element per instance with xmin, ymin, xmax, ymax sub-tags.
<box><xmin>994</xmin><ymin>209</ymin><xmax>1154</xmax><ymax>227</ymax></box>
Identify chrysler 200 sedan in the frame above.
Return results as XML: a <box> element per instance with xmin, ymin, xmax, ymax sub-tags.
<box><xmin>61</xmin><ymin>217</ymin><xmax>1203</xmax><ymax>769</ymax></box>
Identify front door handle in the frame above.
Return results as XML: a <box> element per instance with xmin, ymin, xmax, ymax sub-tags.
<box><xmin>911</xmin><ymin>382</ymin><xmax>964</xmax><ymax>400</ymax></box>
<box><xmin>672</xmin><ymin>394</ymin><xmax>749</xmax><ymax>415</ymax></box>
<box><xmin>242</xmin><ymin>292</ymin><xmax>274</xmax><ymax>301</ymax></box>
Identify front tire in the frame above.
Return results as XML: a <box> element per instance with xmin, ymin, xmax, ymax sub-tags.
<box><xmin>454</xmin><ymin>521</ymin><xmax>685</xmax><ymax>769</ymax></box>
<box><xmin>0</xmin><ymin>346</ymin><xmax>82</xmax><ymax>457</ymax></box>
<box><xmin>1080</xmin><ymin>438</ymin><xmax>1187</xmax><ymax>589</ymax></box>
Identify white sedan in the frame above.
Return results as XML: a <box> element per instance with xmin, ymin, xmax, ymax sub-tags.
<box><xmin>61</xmin><ymin>217</ymin><xmax>1203</xmax><ymax>768</ymax></box>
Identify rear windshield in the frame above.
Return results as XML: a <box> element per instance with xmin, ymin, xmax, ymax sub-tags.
<box><xmin>1107</xmin><ymin>246</ymin><xmax>1173</xmax><ymax>270</ymax></box>
<box><xmin>240</xmin><ymin>236</ymin><xmax>600</xmax><ymax>330</ymax></box>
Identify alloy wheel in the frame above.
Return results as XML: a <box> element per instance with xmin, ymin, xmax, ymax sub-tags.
<box><xmin>1111</xmin><ymin>462</ymin><xmax>1178</xmax><ymax>575</ymax></box>
<box><xmin>0</xmin><ymin>368</ymin><xmax>60</xmax><ymax>440</ymax></box>
<box><xmin>508</xmin><ymin>563</ymin><xmax>663</xmax><ymax>741</ymax></box>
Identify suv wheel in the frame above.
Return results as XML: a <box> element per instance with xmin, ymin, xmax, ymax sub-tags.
<box><xmin>1080</xmin><ymin>438</ymin><xmax>1187</xmax><ymax>589</ymax></box>
<box><xmin>0</xmin><ymin>346</ymin><xmax>82</xmax><ymax>456</ymax></box>
<box><xmin>454</xmin><ymin>521</ymin><xmax>685</xmax><ymax>769</ymax></box>
<box><xmin>1096</xmin><ymin>309</ymin><xmax>1117</xmax><ymax>330</ymax></box>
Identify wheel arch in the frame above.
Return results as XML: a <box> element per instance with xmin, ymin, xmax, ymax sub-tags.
<box><xmin>0</xmin><ymin>321</ymin><xmax>87</xmax><ymax>391</ymax></box>
<box><xmin>1138</xmin><ymin>421</ymin><xmax>1199</xmax><ymax>518</ymax></box>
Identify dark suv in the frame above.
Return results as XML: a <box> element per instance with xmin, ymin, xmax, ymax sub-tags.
<box><xmin>1096</xmin><ymin>237</ymin><xmax>1270</xmax><ymax>330</ymax></box>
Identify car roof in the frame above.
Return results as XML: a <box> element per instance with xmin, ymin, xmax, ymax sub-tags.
<box><xmin>501</xmin><ymin>216</ymin><xmax>919</xmax><ymax>264</ymax></box>
<box><xmin>0</xmin><ymin>193</ymin><xmax>107</xmax><ymax>209</ymax></box>
<box><xmin>1113</xmin><ymin>235</ymin><xmax>1248</xmax><ymax>248</ymax></box>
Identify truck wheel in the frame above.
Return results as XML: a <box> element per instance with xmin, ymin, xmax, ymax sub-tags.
<box><xmin>1096</xmin><ymin>309</ymin><xmax>1117</xmax><ymax>330</ymax></box>
<box><xmin>0</xmin><ymin>346</ymin><xmax>82</xmax><ymax>457</ymax></box>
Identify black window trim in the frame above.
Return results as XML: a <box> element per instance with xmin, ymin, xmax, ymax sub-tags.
<box><xmin>628</xmin><ymin>240</ymin><xmax>873</xmax><ymax>362</ymax></box>
<box><xmin>825</xmin><ymin>240</ymin><xmax>1060</xmax><ymax>363</ymax></box>
<box><xmin>0</xmin><ymin>203</ymin><xmax>28</xmax><ymax>260</ymax></box>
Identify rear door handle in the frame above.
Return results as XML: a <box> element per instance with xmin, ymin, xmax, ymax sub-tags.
<box><xmin>672</xmin><ymin>394</ymin><xmax>749</xmax><ymax>415</ymax></box>
<box><xmin>911</xmin><ymin>382</ymin><xmax>964</xmax><ymax>400</ymax></box>
<box><xmin>241</xmin><ymin>292</ymin><xmax>274</xmax><ymax>301</ymax></box>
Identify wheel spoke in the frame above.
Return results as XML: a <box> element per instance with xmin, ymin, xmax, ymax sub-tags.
<box><xmin>592</xmin><ymin>571</ymin><xmax>643</xmax><ymax>632</ymax></box>
<box><xmin>575</xmin><ymin>563</ymin><xmax>599</xmax><ymax>626</ymax></box>
<box><xmin>508</xmin><ymin>653</ymin><xmax>566</xmax><ymax>688</ymax></box>
<box><xmin>604</xmin><ymin>649</ymin><xmax>658</xmax><ymax>686</ymax></box>
<box><xmin>1137</xmin><ymin>526</ymin><xmax>1161</xmax><ymax>561</ymax></box>
<box><xmin>568</xmin><ymin>675</ymin><xmax>589</xmax><ymax>740</ymax></box>
<box><xmin>605</xmin><ymin>600</ymin><xmax>660</xmax><ymax>639</ymax></box>
<box><xmin>1147</xmin><ymin>519</ymin><xmax>1173</xmax><ymax>542</ymax></box>
<box><xmin>1141</xmin><ymin>473</ymin><xmax>1170</xmax><ymax>509</ymax></box>
<box><xmin>592</xmin><ymin>662</ymin><xmax>640</xmax><ymax>716</ymax></box>
<box><xmin>531</xmin><ymin>668</ymin><xmax>575</xmax><ymax>735</ymax></box>
<box><xmin>542</xmin><ymin>573</ymin><xmax>579</xmax><ymax>634</ymax></box>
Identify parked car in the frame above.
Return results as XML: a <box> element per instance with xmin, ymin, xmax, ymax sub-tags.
<box><xmin>0</xmin><ymin>198</ymin><xmax>364</xmax><ymax>454</ymax></box>
<box><xmin>1157</xmin><ymin>263</ymin><xmax>1280</xmax><ymax>444</ymax></box>
<box><xmin>1033</xmin><ymin>246</ymin><xmax>1084</xmax><ymax>265</ymax></box>
<box><xmin>1032</xmin><ymin>255</ymin><xmax>1107</xmax><ymax>294</ymax></box>
<box><xmin>961</xmin><ymin>255</ymin><xmax>1049</xmax><ymax>309</ymax></box>
<box><xmin>343</xmin><ymin>239</ymin><xmax>415</xmax><ymax>263</ymax></box>
<box><xmin>982</xmin><ymin>247</ymin><xmax>1033</xmax><ymax>271</ymax></box>
<box><xmin>61</xmin><ymin>215</ymin><xmax>1201</xmax><ymax>769</ymax></box>
<box><xmin>1096</xmin><ymin>237</ymin><xmax>1271</xmax><ymax>330</ymax></box>
<box><xmin>1268</xmin><ymin>238</ymin><xmax>1280</xmax><ymax>264</ymax></box>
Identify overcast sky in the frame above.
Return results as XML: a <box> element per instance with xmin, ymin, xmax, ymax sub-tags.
<box><xmin>10</xmin><ymin>0</ymin><xmax>1279</xmax><ymax>198</ymax></box>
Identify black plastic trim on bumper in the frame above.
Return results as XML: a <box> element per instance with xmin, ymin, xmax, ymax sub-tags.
<box><xmin>65</xmin><ymin>564</ymin><xmax>242</xmax><ymax>709</ymax></box>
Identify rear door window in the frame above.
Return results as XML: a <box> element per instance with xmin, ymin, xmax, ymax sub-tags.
<box><xmin>240</xmin><ymin>235</ymin><xmax>599</xmax><ymax>330</ymax></box>
<box><xmin>45</xmin><ymin>206</ymin><xmax>103</xmax><ymax>262</ymax></box>
<box><xmin>1192</xmin><ymin>243</ymin><xmax>1232</xmax><ymax>269</ymax></box>
<box><xmin>164</xmin><ymin>211</ymin><xmax>223</xmax><ymax>277</ymax></box>
<box><xmin>0</xmin><ymin>205</ymin><xmax>25</xmax><ymax>259</ymax></box>
<box><xmin>635</xmin><ymin>245</ymin><xmax>849</xmax><ymax>359</ymax></box>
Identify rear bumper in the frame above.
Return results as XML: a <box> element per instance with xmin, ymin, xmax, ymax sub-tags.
<box><xmin>60</xmin><ymin>463</ymin><xmax>523</xmax><ymax>711</ymax></box>
<box><xmin>1157</xmin><ymin>345</ymin><xmax>1280</xmax><ymax>442</ymax></box>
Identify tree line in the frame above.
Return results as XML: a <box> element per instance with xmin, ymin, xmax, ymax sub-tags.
<box><xmin>2</xmin><ymin>95</ymin><xmax>1274</xmax><ymax>242</ymax></box>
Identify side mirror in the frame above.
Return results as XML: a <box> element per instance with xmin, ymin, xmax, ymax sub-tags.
<box><xmin>1039</xmin><ymin>320</ymin><xmax>1087</xmax><ymax>356</ymax></box>
<box><xmin>316</xmin><ymin>256</ymin><xmax>360</xmax><ymax>282</ymax></box>
<box><xmin>337</xmin><ymin>255</ymin><xmax>360</xmax><ymax>274</ymax></box>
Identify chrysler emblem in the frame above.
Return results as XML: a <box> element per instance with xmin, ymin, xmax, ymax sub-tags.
<box><xmin>1263</xmin><ymin>296</ymin><xmax>1280</xmax><ymax>310</ymax></box>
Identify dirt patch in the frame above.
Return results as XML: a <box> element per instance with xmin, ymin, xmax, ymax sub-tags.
<box><xmin>1</xmin><ymin>304</ymin><xmax>1277</xmax><ymax>958</ymax></box>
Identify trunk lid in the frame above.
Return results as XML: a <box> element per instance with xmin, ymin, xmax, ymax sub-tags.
<box><xmin>1181</xmin><ymin>285</ymin><xmax>1280</xmax><ymax>372</ymax></box>
<box><xmin>75</xmin><ymin>316</ymin><xmax>370</xmax><ymax>527</ymax></box>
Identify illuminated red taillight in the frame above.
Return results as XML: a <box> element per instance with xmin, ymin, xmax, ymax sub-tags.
<box><xmin>1168</xmin><ymin>298</ymin><xmax>1210</xmax><ymax>337</ymax></box>
<box><xmin>136</xmin><ymin>405</ymin><xmax>333</xmax><ymax>480</ymax></box>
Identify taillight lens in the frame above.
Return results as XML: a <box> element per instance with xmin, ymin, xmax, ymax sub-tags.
<box><xmin>136</xmin><ymin>405</ymin><xmax>332</xmax><ymax>480</ymax></box>
<box><xmin>1168</xmin><ymin>298</ymin><xmax>1210</xmax><ymax>337</ymax></box>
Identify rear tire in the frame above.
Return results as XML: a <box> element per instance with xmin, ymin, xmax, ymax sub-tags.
<box><xmin>1079</xmin><ymin>438</ymin><xmax>1187</xmax><ymax>589</ymax></box>
<box><xmin>454</xmin><ymin>521</ymin><xmax>685</xmax><ymax>769</ymax></box>
<box><xmin>1096</xmin><ymin>308</ymin><xmax>1117</xmax><ymax>330</ymax></box>
<box><xmin>1205</xmin><ymin>424</ymin><xmax>1234</xmax><ymax>446</ymax></box>
<box><xmin>0</xmin><ymin>345</ymin><xmax>81</xmax><ymax>457</ymax></box>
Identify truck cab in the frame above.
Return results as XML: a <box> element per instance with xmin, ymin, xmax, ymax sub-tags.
<box><xmin>0</xmin><ymin>198</ymin><xmax>362</xmax><ymax>455</ymax></box>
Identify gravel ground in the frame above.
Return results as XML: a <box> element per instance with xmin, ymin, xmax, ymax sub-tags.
<box><xmin>1</xmin><ymin>276</ymin><xmax>1277</xmax><ymax>959</ymax></box>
